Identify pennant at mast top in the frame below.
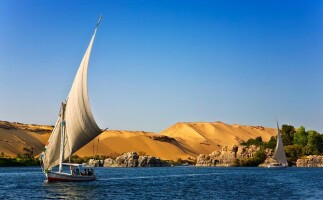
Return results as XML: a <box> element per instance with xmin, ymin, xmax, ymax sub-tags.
<box><xmin>96</xmin><ymin>15</ymin><xmax>102</xmax><ymax>28</ymax></box>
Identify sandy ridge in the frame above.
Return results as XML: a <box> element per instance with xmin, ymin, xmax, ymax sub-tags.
<box><xmin>0</xmin><ymin>120</ymin><xmax>276</xmax><ymax>160</ymax></box>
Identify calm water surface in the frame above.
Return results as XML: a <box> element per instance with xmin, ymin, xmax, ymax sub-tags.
<box><xmin>0</xmin><ymin>167</ymin><xmax>322</xmax><ymax>199</ymax></box>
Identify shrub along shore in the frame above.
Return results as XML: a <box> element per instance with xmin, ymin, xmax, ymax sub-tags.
<box><xmin>240</xmin><ymin>124</ymin><xmax>323</xmax><ymax>165</ymax></box>
<box><xmin>0</xmin><ymin>148</ymin><xmax>40</xmax><ymax>167</ymax></box>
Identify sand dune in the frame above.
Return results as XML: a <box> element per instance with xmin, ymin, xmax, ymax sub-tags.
<box><xmin>0</xmin><ymin>120</ymin><xmax>276</xmax><ymax>160</ymax></box>
<box><xmin>0</xmin><ymin>121</ymin><xmax>52</xmax><ymax>157</ymax></box>
<box><xmin>160</xmin><ymin>121</ymin><xmax>276</xmax><ymax>157</ymax></box>
<box><xmin>76</xmin><ymin>131</ymin><xmax>190</xmax><ymax>160</ymax></box>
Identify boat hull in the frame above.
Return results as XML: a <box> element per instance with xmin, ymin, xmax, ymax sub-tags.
<box><xmin>46</xmin><ymin>171</ymin><xmax>96</xmax><ymax>182</ymax></box>
<box><xmin>267</xmin><ymin>165</ymin><xmax>288</xmax><ymax>169</ymax></box>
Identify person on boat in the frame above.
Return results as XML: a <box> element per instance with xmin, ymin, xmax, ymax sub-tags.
<box><xmin>81</xmin><ymin>169</ymin><xmax>87</xmax><ymax>176</ymax></box>
<box><xmin>70</xmin><ymin>165</ymin><xmax>74</xmax><ymax>174</ymax></box>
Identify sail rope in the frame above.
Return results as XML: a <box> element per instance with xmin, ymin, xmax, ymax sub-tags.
<box><xmin>95</xmin><ymin>136</ymin><xmax>100</xmax><ymax>158</ymax></box>
<box><xmin>92</xmin><ymin>139</ymin><xmax>95</xmax><ymax>158</ymax></box>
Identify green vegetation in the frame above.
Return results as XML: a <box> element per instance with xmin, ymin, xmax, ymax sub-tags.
<box><xmin>240</xmin><ymin>136</ymin><xmax>277</xmax><ymax>150</ymax></box>
<box><xmin>236</xmin><ymin>150</ymin><xmax>266</xmax><ymax>167</ymax></box>
<box><xmin>293</xmin><ymin>126</ymin><xmax>307</xmax><ymax>147</ymax></box>
<box><xmin>0</xmin><ymin>148</ymin><xmax>40</xmax><ymax>167</ymax></box>
<box><xmin>263</xmin><ymin>136</ymin><xmax>277</xmax><ymax>149</ymax></box>
<box><xmin>240</xmin><ymin>124</ymin><xmax>323</xmax><ymax>166</ymax></box>
<box><xmin>284</xmin><ymin>145</ymin><xmax>303</xmax><ymax>163</ymax></box>
<box><xmin>306</xmin><ymin>130</ymin><xmax>323</xmax><ymax>155</ymax></box>
<box><xmin>241</xmin><ymin>136</ymin><xmax>264</xmax><ymax>147</ymax></box>
<box><xmin>281</xmin><ymin>124</ymin><xmax>296</xmax><ymax>146</ymax></box>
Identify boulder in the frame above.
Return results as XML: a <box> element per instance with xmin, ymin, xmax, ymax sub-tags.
<box><xmin>296</xmin><ymin>155</ymin><xmax>323</xmax><ymax>167</ymax></box>
<box><xmin>196</xmin><ymin>154</ymin><xmax>219</xmax><ymax>166</ymax></box>
<box><xmin>196</xmin><ymin>145</ymin><xmax>266</xmax><ymax>167</ymax></box>
<box><xmin>258</xmin><ymin>157</ymin><xmax>278</xmax><ymax>167</ymax></box>
<box><xmin>88</xmin><ymin>159</ymin><xmax>100</xmax><ymax>167</ymax></box>
<box><xmin>102</xmin><ymin>152</ymin><xmax>169</xmax><ymax>167</ymax></box>
<box><xmin>103</xmin><ymin>158</ymin><xmax>118</xmax><ymax>167</ymax></box>
<box><xmin>138</xmin><ymin>156</ymin><xmax>169</xmax><ymax>167</ymax></box>
<box><xmin>115</xmin><ymin>152</ymin><xmax>139</xmax><ymax>167</ymax></box>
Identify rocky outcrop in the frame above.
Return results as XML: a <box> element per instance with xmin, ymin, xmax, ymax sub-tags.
<box><xmin>296</xmin><ymin>156</ymin><xmax>323</xmax><ymax>167</ymax></box>
<box><xmin>102</xmin><ymin>152</ymin><xmax>169</xmax><ymax>167</ymax></box>
<box><xmin>115</xmin><ymin>151</ymin><xmax>139</xmax><ymax>167</ymax></box>
<box><xmin>258</xmin><ymin>157</ymin><xmax>278</xmax><ymax>167</ymax></box>
<box><xmin>258</xmin><ymin>149</ymin><xmax>276</xmax><ymax>167</ymax></box>
<box><xmin>88</xmin><ymin>159</ymin><xmax>104</xmax><ymax>167</ymax></box>
<box><xmin>138</xmin><ymin>155</ymin><xmax>169</xmax><ymax>167</ymax></box>
<box><xmin>196</xmin><ymin>145</ymin><xmax>268</xmax><ymax>167</ymax></box>
<box><xmin>103</xmin><ymin>158</ymin><xmax>118</xmax><ymax>167</ymax></box>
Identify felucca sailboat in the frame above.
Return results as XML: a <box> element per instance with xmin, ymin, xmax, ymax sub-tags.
<box><xmin>40</xmin><ymin>16</ymin><xmax>103</xmax><ymax>182</ymax></box>
<box><xmin>267</xmin><ymin>121</ymin><xmax>288</xmax><ymax>168</ymax></box>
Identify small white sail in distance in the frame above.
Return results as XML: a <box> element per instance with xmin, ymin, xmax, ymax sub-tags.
<box><xmin>42</xmin><ymin>17</ymin><xmax>103</xmax><ymax>170</ymax></box>
<box><xmin>273</xmin><ymin>120</ymin><xmax>288</xmax><ymax>166</ymax></box>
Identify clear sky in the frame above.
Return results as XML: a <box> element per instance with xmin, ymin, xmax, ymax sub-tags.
<box><xmin>0</xmin><ymin>0</ymin><xmax>322</xmax><ymax>133</ymax></box>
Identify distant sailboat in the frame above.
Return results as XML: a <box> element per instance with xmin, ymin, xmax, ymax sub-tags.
<box><xmin>267</xmin><ymin>120</ymin><xmax>288</xmax><ymax>168</ymax></box>
<box><xmin>40</xmin><ymin>16</ymin><xmax>103</xmax><ymax>182</ymax></box>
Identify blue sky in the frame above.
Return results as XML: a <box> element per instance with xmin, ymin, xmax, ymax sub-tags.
<box><xmin>0</xmin><ymin>0</ymin><xmax>322</xmax><ymax>132</ymax></box>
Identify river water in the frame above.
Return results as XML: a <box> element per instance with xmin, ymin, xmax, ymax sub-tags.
<box><xmin>0</xmin><ymin>167</ymin><xmax>322</xmax><ymax>199</ymax></box>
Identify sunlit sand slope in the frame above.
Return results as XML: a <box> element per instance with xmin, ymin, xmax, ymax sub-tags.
<box><xmin>0</xmin><ymin>121</ymin><xmax>276</xmax><ymax>160</ymax></box>
<box><xmin>76</xmin><ymin>130</ymin><xmax>190</xmax><ymax>160</ymax></box>
<box><xmin>0</xmin><ymin>121</ymin><xmax>52</xmax><ymax>157</ymax></box>
<box><xmin>160</xmin><ymin>122</ymin><xmax>276</xmax><ymax>156</ymax></box>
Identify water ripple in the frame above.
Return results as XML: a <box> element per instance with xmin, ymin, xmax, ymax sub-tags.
<box><xmin>0</xmin><ymin>167</ymin><xmax>321</xmax><ymax>199</ymax></box>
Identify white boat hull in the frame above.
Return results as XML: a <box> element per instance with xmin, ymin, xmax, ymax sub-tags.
<box><xmin>46</xmin><ymin>171</ymin><xmax>96</xmax><ymax>182</ymax></box>
<box><xmin>267</xmin><ymin>165</ymin><xmax>288</xmax><ymax>169</ymax></box>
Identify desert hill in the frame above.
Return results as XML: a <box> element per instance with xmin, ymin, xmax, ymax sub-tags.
<box><xmin>0</xmin><ymin>120</ymin><xmax>276</xmax><ymax>160</ymax></box>
<box><xmin>160</xmin><ymin>121</ymin><xmax>276</xmax><ymax>156</ymax></box>
<box><xmin>0</xmin><ymin>121</ymin><xmax>52</xmax><ymax>157</ymax></box>
<box><xmin>77</xmin><ymin>130</ymin><xmax>189</xmax><ymax>160</ymax></box>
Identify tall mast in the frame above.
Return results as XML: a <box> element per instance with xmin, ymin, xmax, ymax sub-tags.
<box><xmin>42</xmin><ymin>16</ymin><xmax>103</xmax><ymax>171</ymax></box>
<box><xmin>58</xmin><ymin>102</ymin><xmax>66</xmax><ymax>172</ymax></box>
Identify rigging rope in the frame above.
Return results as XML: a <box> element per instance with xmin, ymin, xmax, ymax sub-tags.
<box><xmin>95</xmin><ymin>136</ymin><xmax>100</xmax><ymax>158</ymax></box>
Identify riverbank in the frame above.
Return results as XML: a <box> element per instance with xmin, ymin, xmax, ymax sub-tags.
<box><xmin>0</xmin><ymin>157</ymin><xmax>39</xmax><ymax>167</ymax></box>
<box><xmin>1</xmin><ymin>120</ymin><xmax>322</xmax><ymax>167</ymax></box>
<box><xmin>86</xmin><ymin>151</ymin><xmax>323</xmax><ymax>168</ymax></box>
<box><xmin>296</xmin><ymin>155</ymin><xmax>323</xmax><ymax>167</ymax></box>
<box><xmin>1</xmin><ymin>151</ymin><xmax>323</xmax><ymax>167</ymax></box>
<box><xmin>87</xmin><ymin>152</ymin><xmax>196</xmax><ymax>167</ymax></box>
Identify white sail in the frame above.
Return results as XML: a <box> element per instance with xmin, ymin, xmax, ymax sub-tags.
<box><xmin>273</xmin><ymin>121</ymin><xmax>288</xmax><ymax>166</ymax></box>
<box><xmin>42</xmin><ymin>21</ymin><xmax>102</xmax><ymax>170</ymax></box>
<box><xmin>42</xmin><ymin>113</ymin><xmax>62</xmax><ymax>170</ymax></box>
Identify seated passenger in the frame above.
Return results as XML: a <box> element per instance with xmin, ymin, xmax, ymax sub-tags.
<box><xmin>81</xmin><ymin>169</ymin><xmax>87</xmax><ymax>176</ymax></box>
